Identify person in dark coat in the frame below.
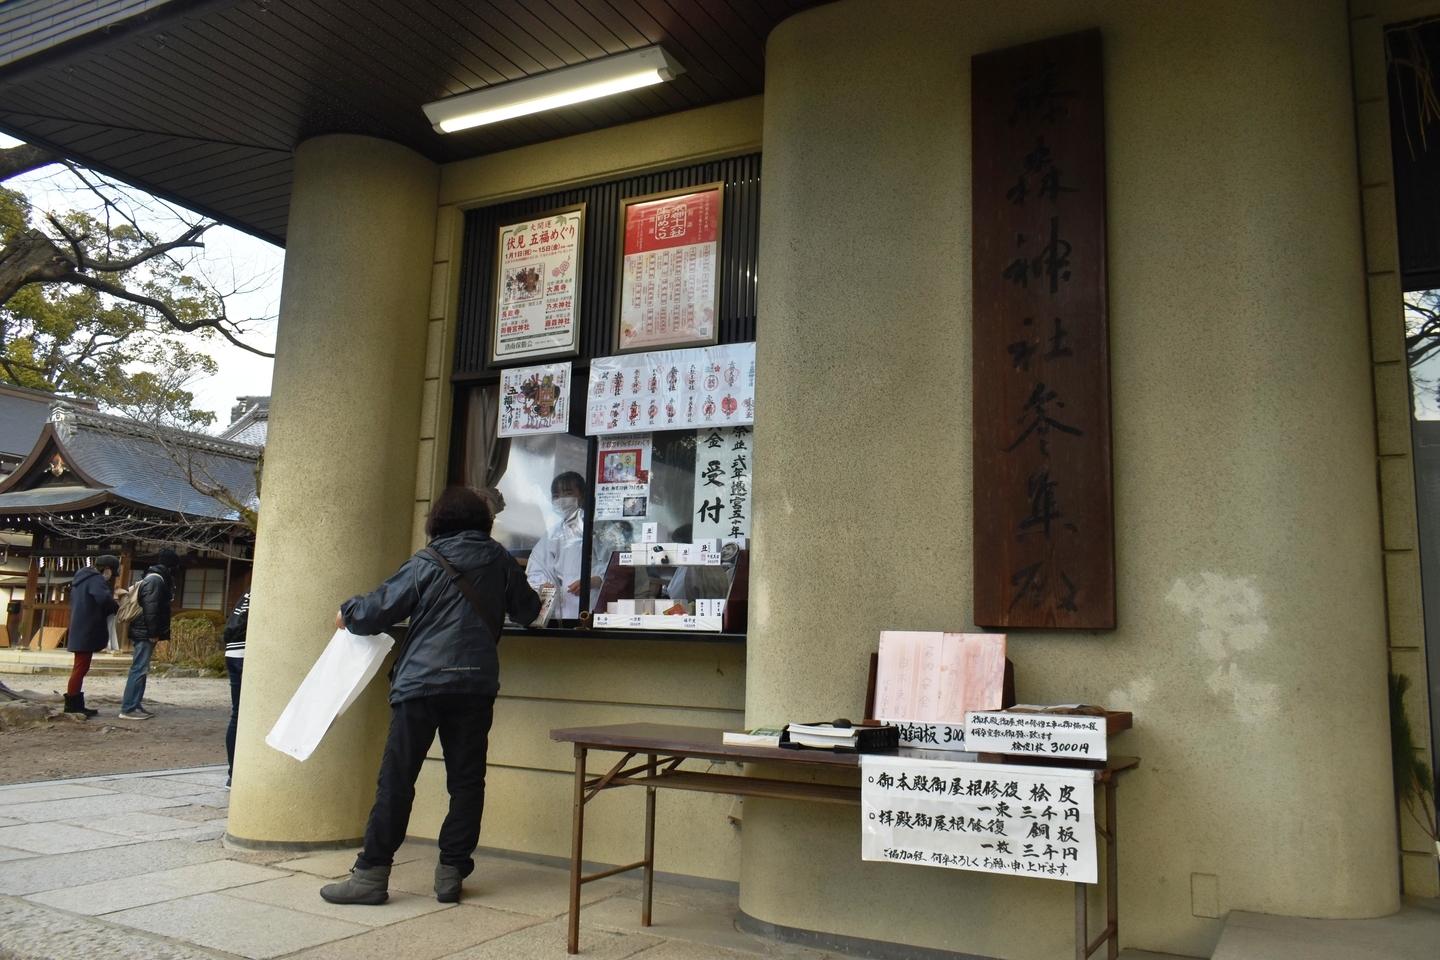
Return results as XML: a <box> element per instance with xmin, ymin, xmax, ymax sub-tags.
<box><xmin>64</xmin><ymin>555</ymin><xmax>120</xmax><ymax>718</ymax></box>
<box><xmin>119</xmin><ymin>548</ymin><xmax>182</xmax><ymax>721</ymax></box>
<box><xmin>320</xmin><ymin>486</ymin><xmax>539</xmax><ymax>907</ymax></box>
<box><xmin>221</xmin><ymin>591</ymin><xmax>249</xmax><ymax>787</ymax></box>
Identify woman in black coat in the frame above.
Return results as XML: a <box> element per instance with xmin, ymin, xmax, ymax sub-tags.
<box><xmin>65</xmin><ymin>554</ymin><xmax>120</xmax><ymax>718</ymax></box>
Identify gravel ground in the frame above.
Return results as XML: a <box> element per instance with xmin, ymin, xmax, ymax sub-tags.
<box><xmin>0</xmin><ymin>676</ymin><xmax>232</xmax><ymax>785</ymax></box>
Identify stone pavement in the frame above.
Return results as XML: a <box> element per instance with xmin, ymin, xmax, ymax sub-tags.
<box><xmin>3</xmin><ymin>767</ymin><xmax>1437</xmax><ymax>960</ymax></box>
<box><xmin>0</xmin><ymin>766</ymin><xmax>843</xmax><ymax>960</ymax></box>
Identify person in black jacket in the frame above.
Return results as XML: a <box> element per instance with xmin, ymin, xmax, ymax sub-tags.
<box><xmin>64</xmin><ymin>555</ymin><xmax>120</xmax><ymax>718</ymax></box>
<box><xmin>222</xmin><ymin>591</ymin><xmax>249</xmax><ymax>787</ymax></box>
<box><xmin>320</xmin><ymin>487</ymin><xmax>539</xmax><ymax>907</ymax></box>
<box><xmin>119</xmin><ymin>548</ymin><xmax>182</xmax><ymax>720</ymax></box>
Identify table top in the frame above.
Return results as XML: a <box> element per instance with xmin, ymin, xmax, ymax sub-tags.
<box><xmin>549</xmin><ymin>723</ymin><xmax>1139</xmax><ymax>777</ymax></box>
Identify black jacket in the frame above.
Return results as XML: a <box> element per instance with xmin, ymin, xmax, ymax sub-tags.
<box><xmin>341</xmin><ymin>531</ymin><xmax>539</xmax><ymax>704</ymax></box>
<box><xmin>223</xmin><ymin>592</ymin><xmax>249</xmax><ymax>656</ymax></box>
<box><xmin>67</xmin><ymin>567</ymin><xmax>119</xmax><ymax>653</ymax></box>
<box><xmin>127</xmin><ymin>565</ymin><xmax>175</xmax><ymax>643</ymax></box>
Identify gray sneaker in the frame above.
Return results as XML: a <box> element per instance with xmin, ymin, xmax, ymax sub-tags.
<box><xmin>137</xmin><ymin>705</ymin><xmax>155</xmax><ymax>716</ymax></box>
<box><xmin>117</xmin><ymin>710</ymin><xmax>152</xmax><ymax>721</ymax></box>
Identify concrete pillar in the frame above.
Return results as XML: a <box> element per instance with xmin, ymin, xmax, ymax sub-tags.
<box><xmin>745</xmin><ymin>1</ymin><xmax>1397</xmax><ymax>957</ymax></box>
<box><xmin>226</xmin><ymin>135</ymin><xmax>438</xmax><ymax>848</ymax></box>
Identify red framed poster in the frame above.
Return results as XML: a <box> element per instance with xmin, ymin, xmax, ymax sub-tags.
<box><xmin>613</xmin><ymin>183</ymin><xmax>723</xmax><ymax>354</ymax></box>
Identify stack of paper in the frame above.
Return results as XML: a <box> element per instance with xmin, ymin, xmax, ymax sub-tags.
<box><xmin>786</xmin><ymin>722</ymin><xmax>862</xmax><ymax>749</ymax></box>
<box><xmin>722</xmin><ymin>727</ymin><xmax>784</xmax><ymax>747</ymax></box>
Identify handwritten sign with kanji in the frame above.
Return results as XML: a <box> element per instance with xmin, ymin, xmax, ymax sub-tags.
<box><xmin>972</xmin><ymin>30</ymin><xmax>1115</xmax><ymax>628</ymax></box>
<box><xmin>861</xmin><ymin>755</ymin><xmax>1097</xmax><ymax>883</ymax></box>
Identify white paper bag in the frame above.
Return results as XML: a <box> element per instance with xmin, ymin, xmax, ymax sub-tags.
<box><xmin>265</xmin><ymin>628</ymin><xmax>395</xmax><ymax>762</ymax></box>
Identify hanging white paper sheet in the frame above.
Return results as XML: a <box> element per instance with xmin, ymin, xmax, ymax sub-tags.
<box><xmin>861</xmin><ymin>755</ymin><xmax>1097</xmax><ymax>883</ymax></box>
<box><xmin>586</xmin><ymin>342</ymin><xmax>755</xmax><ymax>436</ymax></box>
<box><xmin>692</xmin><ymin>425</ymin><xmax>752</xmax><ymax>539</ymax></box>
<box><xmin>265</xmin><ymin>629</ymin><xmax>395</xmax><ymax>762</ymax></box>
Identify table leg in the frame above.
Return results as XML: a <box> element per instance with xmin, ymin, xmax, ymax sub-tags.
<box><xmin>1075</xmin><ymin>881</ymin><xmax>1087</xmax><ymax>960</ymax></box>
<box><xmin>643</xmin><ymin>753</ymin><xmax>656</xmax><ymax>927</ymax></box>
<box><xmin>1105</xmin><ymin>777</ymin><xmax>1118</xmax><ymax>960</ymax></box>
<box><xmin>568</xmin><ymin>745</ymin><xmax>587</xmax><ymax>955</ymax></box>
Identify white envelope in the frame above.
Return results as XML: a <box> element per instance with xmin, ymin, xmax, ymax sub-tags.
<box><xmin>265</xmin><ymin>628</ymin><xmax>395</xmax><ymax>762</ymax></box>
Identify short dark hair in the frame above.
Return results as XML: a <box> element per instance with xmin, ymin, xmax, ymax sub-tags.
<box><xmin>551</xmin><ymin>471</ymin><xmax>586</xmax><ymax>498</ymax></box>
<box><xmin>426</xmin><ymin>486</ymin><xmax>494</xmax><ymax>539</ymax></box>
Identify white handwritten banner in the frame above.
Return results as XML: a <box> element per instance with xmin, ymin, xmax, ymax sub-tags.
<box><xmin>586</xmin><ymin>342</ymin><xmax>755</xmax><ymax>436</ymax></box>
<box><xmin>692</xmin><ymin>425</ymin><xmax>751</xmax><ymax>539</ymax></box>
<box><xmin>498</xmin><ymin>363</ymin><xmax>571</xmax><ymax>437</ymax></box>
<box><xmin>965</xmin><ymin>712</ymin><xmax>1107</xmax><ymax>761</ymax></box>
<box><xmin>861</xmin><ymin>755</ymin><xmax>1096</xmax><ymax>883</ymax></box>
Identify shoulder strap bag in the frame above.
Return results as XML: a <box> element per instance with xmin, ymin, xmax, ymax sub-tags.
<box><xmin>424</xmin><ymin>547</ymin><xmax>504</xmax><ymax>638</ymax></box>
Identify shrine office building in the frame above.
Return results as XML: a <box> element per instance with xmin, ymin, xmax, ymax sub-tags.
<box><xmin>0</xmin><ymin>1</ymin><xmax>1435</xmax><ymax>958</ymax></box>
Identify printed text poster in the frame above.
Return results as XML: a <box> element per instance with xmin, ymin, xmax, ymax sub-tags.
<box><xmin>617</xmin><ymin>188</ymin><xmax>720</xmax><ymax>351</ymax></box>
<box><xmin>595</xmin><ymin>434</ymin><xmax>652</xmax><ymax>520</ymax></box>
<box><xmin>494</xmin><ymin>207</ymin><xmax>582</xmax><ymax>361</ymax></box>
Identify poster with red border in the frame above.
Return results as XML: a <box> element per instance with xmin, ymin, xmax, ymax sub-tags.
<box><xmin>615</xmin><ymin>185</ymin><xmax>722</xmax><ymax>352</ymax></box>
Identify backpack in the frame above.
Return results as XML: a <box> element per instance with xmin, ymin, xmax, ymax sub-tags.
<box><xmin>114</xmin><ymin>573</ymin><xmax>161</xmax><ymax>640</ymax></box>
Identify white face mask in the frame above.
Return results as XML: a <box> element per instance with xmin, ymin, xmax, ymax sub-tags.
<box><xmin>553</xmin><ymin>496</ymin><xmax>580</xmax><ymax>518</ymax></box>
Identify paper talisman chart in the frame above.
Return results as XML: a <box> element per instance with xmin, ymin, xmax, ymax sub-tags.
<box><xmin>617</xmin><ymin>187</ymin><xmax>720</xmax><ymax>351</ymax></box>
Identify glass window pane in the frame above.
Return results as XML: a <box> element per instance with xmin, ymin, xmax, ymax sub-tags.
<box><xmin>182</xmin><ymin>573</ymin><xmax>202</xmax><ymax>609</ymax></box>
<box><xmin>204</xmin><ymin>574</ymin><xmax>225</xmax><ymax>610</ymax></box>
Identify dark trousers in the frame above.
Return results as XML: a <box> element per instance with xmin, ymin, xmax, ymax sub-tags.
<box><xmin>357</xmin><ymin>693</ymin><xmax>495</xmax><ymax>875</ymax></box>
<box><xmin>225</xmin><ymin>657</ymin><xmax>243</xmax><ymax>778</ymax></box>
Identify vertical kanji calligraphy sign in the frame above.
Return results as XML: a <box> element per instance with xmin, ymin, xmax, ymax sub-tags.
<box><xmin>973</xmin><ymin>29</ymin><xmax>1115</xmax><ymax>629</ymax></box>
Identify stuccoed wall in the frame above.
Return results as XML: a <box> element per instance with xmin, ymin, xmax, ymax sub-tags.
<box><xmin>746</xmin><ymin>1</ymin><xmax>1398</xmax><ymax>957</ymax></box>
<box><xmin>227</xmin><ymin>135</ymin><xmax>438</xmax><ymax>846</ymax></box>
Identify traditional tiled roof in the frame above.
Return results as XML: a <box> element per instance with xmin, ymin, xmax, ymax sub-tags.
<box><xmin>0</xmin><ymin>384</ymin><xmax>94</xmax><ymax>471</ymax></box>
<box><xmin>0</xmin><ymin>402</ymin><xmax>261</xmax><ymax>525</ymax></box>
<box><xmin>219</xmin><ymin>396</ymin><xmax>268</xmax><ymax>447</ymax></box>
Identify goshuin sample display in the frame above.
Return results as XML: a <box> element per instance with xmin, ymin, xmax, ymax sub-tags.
<box><xmin>497</xmin><ymin>362</ymin><xmax>571</xmax><ymax>437</ymax></box>
<box><xmin>615</xmin><ymin>184</ymin><xmax>722</xmax><ymax>353</ymax></box>
<box><xmin>491</xmin><ymin>205</ymin><xmax>584</xmax><ymax>362</ymax></box>
<box><xmin>586</xmin><ymin>342</ymin><xmax>755</xmax><ymax>437</ymax></box>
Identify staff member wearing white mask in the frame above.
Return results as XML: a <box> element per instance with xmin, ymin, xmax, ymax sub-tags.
<box><xmin>527</xmin><ymin>471</ymin><xmax>595</xmax><ymax>621</ymax></box>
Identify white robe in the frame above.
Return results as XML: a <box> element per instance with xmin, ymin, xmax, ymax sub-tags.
<box><xmin>526</xmin><ymin>512</ymin><xmax>586</xmax><ymax>620</ymax></box>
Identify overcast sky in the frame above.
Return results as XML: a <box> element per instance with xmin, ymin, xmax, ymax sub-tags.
<box><xmin>1</xmin><ymin>131</ymin><xmax>280</xmax><ymax>430</ymax></box>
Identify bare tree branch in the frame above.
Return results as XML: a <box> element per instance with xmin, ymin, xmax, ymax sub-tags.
<box><xmin>64</xmin><ymin>272</ymin><xmax>274</xmax><ymax>358</ymax></box>
<box><xmin>0</xmin><ymin>143</ymin><xmax>60</xmax><ymax>182</ymax></box>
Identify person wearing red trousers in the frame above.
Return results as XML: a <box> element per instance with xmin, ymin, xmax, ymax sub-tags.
<box><xmin>65</xmin><ymin>555</ymin><xmax>120</xmax><ymax>718</ymax></box>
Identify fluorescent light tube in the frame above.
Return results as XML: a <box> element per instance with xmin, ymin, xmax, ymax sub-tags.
<box><xmin>423</xmin><ymin>46</ymin><xmax>685</xmax><ymax>134</ymax></box>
